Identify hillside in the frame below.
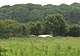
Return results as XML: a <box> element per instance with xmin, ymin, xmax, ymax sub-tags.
<box><xmin>0</xmin><ymin>3</ymin><xmax>80</xmax><ymax>24</ymax></box>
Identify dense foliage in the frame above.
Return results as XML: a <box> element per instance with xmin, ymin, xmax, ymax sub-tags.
<box><xmin>0</xmin><ymin>3</ymin><xmax>80</xmax><ymax>24</ymax></box>
<box><xmin>69</xmin><ymin>26</ymin><xmax>80</xmax><ymax>37</ymax></box>
<box><xmin>45</xmin><ymin>14</ymin><xmax>67</xmax><ymax>36</ymax></box>
<box><xmin>0</xmin><ymin>3</ymin><xmax>80</xmax><ymax>37</ymax></box>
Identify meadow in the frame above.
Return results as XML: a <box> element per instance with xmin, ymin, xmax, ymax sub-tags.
<box><xmin>0</xmin><ymin>37</ymin><xmax>80</xmax><ymax>56</ymax></box>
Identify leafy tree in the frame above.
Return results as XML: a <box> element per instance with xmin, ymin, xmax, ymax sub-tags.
<box><xmin>0</xmin><ymin>20</ymin><xmax>30</xmax><ymax>38</ymax></box>
<box><xmin>45</xmin><ymin>14</ymin><xmax>67</xmax><ymax>36</ymax></box>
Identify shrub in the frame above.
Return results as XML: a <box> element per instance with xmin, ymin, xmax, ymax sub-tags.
<box><xmin>69</xmin><ymin>26</ymin><xmax>80</xmax><ymax>37</ymax></box>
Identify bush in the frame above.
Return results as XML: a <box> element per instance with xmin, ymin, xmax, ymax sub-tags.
<box><xmin>68</xmin><ymin>26</ymin><xmax>80</xmax><ymax>37</ymax></box>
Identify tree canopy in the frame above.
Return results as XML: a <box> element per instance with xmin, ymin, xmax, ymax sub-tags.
<box><xmin>0</xmin><ymin>3</ymin><xmax>80</xmax><ymax>24</ymax></box>
<box><xmin>45</xmin><ymin>14</ymin><xmax>67</xmax><ymax>36</ymax></box>
<box><xmin>0</xmin><ymin>3</ymin><xmax>80</xmax><ymax>38</ymax></box>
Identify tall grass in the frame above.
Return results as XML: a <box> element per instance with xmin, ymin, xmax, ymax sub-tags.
<box><xmin>0</xmin><ymin>37</ymin><xmax>80</xmax><ymax>56</ymax></box>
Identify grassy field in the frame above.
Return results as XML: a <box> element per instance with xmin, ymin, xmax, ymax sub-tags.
<box><xmin>0</xmin><ymin>37</ymin><xmax>80</xmax><ymax>56</ymax></box>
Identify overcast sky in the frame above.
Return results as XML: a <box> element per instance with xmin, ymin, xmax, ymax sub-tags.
<box><xmin>0</xmin><ymin>0</ymin><xmax>80</xmax><ymax>7</ymax></box>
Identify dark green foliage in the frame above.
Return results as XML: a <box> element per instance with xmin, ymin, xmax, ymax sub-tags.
<box><xmin>0</xmin><ymin>3</ymin><xmax>80</xmax><ymax>24</ymax></box>
<box><xmin>45</xmin><ymin>14</ymin><xmax>67</xmax><ymax>36</ymax></box>
<box><xmin>0</xmin><ymin>20</ymin><xmax>29</xmax><ymax>38</ymax></box>
<box><xmin>30</xmin><ymin>22</ymin><xmax>42</xmax><ymax>36</ymax></box>
<box><xmin>69</xmin><ymin>26</ymin><xmax>80</xmax><ymax>37</ymax></box>
<box><xmin>0</xmin><ymin>3</ymin><xmax>80</xmax><ymax>37</ymax></box>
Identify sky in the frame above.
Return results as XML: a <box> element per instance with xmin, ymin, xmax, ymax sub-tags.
<box><xmin>0</xmin><ymin>0</ymin><xmax>80</xmax><ymax>7</ymax></box>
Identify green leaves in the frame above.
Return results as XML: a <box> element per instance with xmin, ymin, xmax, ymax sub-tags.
<box><xmin>69</xmin><ymin>26</ymin><xmax>80</xmax><ymax>37</ymax></box>
<box><xmin>45</xmin><ymin>14</ymin><xmax>67</xmax><ymax>36</ymax></box>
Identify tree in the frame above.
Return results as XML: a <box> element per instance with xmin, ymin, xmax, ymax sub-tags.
<box><xmin>69</xmin><ymin>26</ymin><xmax>80</xmax><ymax>37</ymax></box>
<box><xmin>45</xmin><ymin>14</ymin><xmax>67</xmax><ymax>36</ymax></box>
<box><xmin>30</xmin><ymin>22</ymin><xmax>41</xmax><ymax>36</ymax></box>
<box><xmin>0</xmin><ymin>20</ymin><xmax>30</xmax><ymax>38</ymax></box>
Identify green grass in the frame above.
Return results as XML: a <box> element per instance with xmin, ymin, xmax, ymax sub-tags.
<box><xmin>0</xmin><ymin>37</ymin><xmax>80</xmax><ymax>56</ymax></box>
